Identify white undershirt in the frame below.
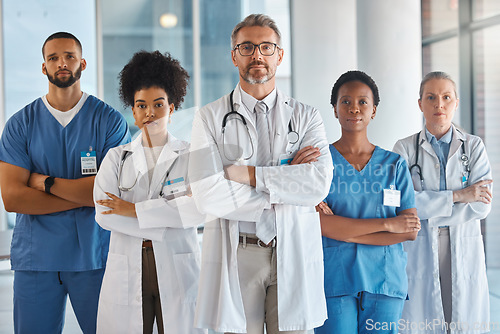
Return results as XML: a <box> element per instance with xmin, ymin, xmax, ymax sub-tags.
<box><xmin>144</xmin><ymin>146</ymin><xmax>163</xmax><ymax>184</ymax></box>
<box><xmin>42</xmin><ymin>92</ymin><xmax>89</xmax><ymax>127</ymax></box>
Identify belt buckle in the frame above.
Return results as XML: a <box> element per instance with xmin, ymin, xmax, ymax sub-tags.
<box><xmin>257</xmin><ymin>238</ymin><xmax>276</xmax><ymax>248</ymax></box>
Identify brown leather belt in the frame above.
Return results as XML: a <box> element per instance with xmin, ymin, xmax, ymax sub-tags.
<box><xmin>239</xmin><ymin>235</ymin><xmax>276</xmax><ymax>248</ymax></box>
<box><xmin>142</xmin><ymin>240</ymin><xmax>153</xmax><ymax>248</ymax></box>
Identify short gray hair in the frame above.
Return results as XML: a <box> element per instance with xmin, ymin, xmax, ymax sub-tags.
<box><xmin>419</xmin><ymin>71</ymin><xmax>458</xmax><ymax>100</ymax></box>
<box><xmin>230</xmin><ymin>14</ymin><xmax>282</xmax><ymax>49</ymax></box>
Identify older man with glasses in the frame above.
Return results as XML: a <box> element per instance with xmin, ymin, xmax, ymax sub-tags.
<box><xmin>189</xmin><ymin>14</ymin><xmax>333</xmax><ymax>334</ymax></box>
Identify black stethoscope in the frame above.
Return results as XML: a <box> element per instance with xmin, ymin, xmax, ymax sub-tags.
<box><xmin>221</xmin><ymin>90</ymin><xmax>299</xmax><ymax>161</ymax></box>
<box><xmin>118</xmin><ymin>150</ymin><xmax>175</xmax><ymax>197</ymax></box>
<box><xmin>409</xmin><ymin>131</ymin><xmax>470</xmax><ymax>189</ymax></box>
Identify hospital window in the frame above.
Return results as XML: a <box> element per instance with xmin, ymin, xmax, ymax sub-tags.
<box><xmin>100</xmin><ymin>0</ymin><xmax>291</xmax><ymax>140</ymax></box>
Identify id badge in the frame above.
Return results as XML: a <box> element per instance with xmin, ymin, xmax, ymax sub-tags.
<box><xmin>163</xmin><ymin>177</ymin><xmax>187</xmax><ymax>196</ymax></box>
<box><xmin>278</xmin><ymin>153</ymin><xmax>294</xmax><ymax>166</ymax></box>
<box><xmin>81</xmin><ymin>151</ymin><xmax>97</xmax><ymax>175</ymax></box>
<box><xmin>461</xmin><ymin>172</ymin><xmax>469</xmax><ymax>188</ymax></box>
<box><xmin>383</xmin><ymin>185</ymin><xmax>401</xmax><ymax>207</ymax></box>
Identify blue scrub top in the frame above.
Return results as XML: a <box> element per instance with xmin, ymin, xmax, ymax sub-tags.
<box><xmin>322</xmin><ymin>145</ymin><xmax>415</xmax><ymax>299</ymax></box>
<box><xmin>0</xmin><ymin>96</ymin><xmax>130</xmax><ymax>271</ymax></box>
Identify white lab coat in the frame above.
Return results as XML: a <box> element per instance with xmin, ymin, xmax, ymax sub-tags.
<box><xmin>188</xmin><ymin>84</ymin><xmax>333</xmax><ymax>333</ymax></box>
<box><xmin>393</xmin><ymin>125</ymin><xmax>492</xmax><ymax>334</ymax></box>
<box><xmin>94</xmin><ymin>134</ymin><xmax>206</xmax><ymax>334</ymax></box>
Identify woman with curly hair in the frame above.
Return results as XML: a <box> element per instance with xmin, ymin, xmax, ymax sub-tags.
<box><xmin>93</xmin><ymin>51</ymin><xmax>206</xmax><ymax>334</ymax></box>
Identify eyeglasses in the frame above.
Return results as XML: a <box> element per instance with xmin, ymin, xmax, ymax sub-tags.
<box><xmin>233</xmin><ymin>42</ymin><xmax>280</xmax><ymax>56</ymax></box>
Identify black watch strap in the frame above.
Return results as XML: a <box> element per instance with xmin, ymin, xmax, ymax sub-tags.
<box><xmin>44</xmin><ymin>176</ymin><xmax>55</xmax><ymax>194</ymax></box>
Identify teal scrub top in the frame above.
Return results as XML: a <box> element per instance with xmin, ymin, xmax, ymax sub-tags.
<box><xmin>0</xmin><ymin>96</ymin><xmax>130</xmax><ymax>271</ymax></box>
<box><xmin>322</xmin><ymin>145</ymin><xmax>415</xmax><ymax>299</ymax></box>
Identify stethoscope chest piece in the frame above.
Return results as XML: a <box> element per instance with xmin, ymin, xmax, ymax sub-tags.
<box><xmin>461</xmin><ymin>153</ymin><xmax>469</xmax><ymax>165</ymax></box>
<box><xmin>287</xmin><ymin>130</ymin><xmax>299</xmax><ymax>144</ymax></box>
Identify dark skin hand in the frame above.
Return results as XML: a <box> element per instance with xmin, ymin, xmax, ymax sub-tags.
<box><xmin>96</xmin><ymin>192</ymin><xmax>137</xmax><ymax>217</ymax></box>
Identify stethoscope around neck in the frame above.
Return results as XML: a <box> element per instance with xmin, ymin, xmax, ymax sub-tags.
<box><xmin>409</xmin><ymin>131</ymin><xmax>470</xmax><ymax>188</ymax></box>
<box><xmin>221</xmin><ymin>90</ymin><xmax>299</xmax><ymax>162</ymax></box>
<box><xmin>117</xmin><ymin>150</ymin><xmax>176</xmax><ymax>197</ymax></box>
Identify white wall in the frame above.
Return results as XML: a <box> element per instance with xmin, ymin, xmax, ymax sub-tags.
<box><xmin>291</xmin><ymin>0</ymin><xmax>357</xmax><ymax>144</ymax></box>
<box><xmin>291</xmin><ymin>0</ymin><xmax>423</xmax><ymax>150</ymax></box>
<box><xmin>357</xmin><ymin>0</ymin><xmax>423</xmax><ymax>149</ymax></box>
<box><xmin>2</xmin><ymin>0</ymin><xmax>97</xmax><ymax>120</ymax></box>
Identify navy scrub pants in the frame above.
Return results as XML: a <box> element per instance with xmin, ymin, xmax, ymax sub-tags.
<box><xmin>13</xmin><ymin>269</ymin><xmax>105</xmax><ymax>334</ymax></box>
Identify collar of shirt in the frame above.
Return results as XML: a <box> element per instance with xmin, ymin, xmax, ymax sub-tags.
<box><xmin>425</xmin><ymin>126</ymin><xmax>453</xmax><ymax>146</ymax></box>
<box><xmin>425</xmin><ymin>127</ymin><xmax>453</xmax><ymax>162</ymax></box>
<box><xmin>238</xmin><ymin>85</ymin><xmax>278</xmax><ymax>114</ymax></box>
<box><xmin>425</xmin><ymin>126</ymin><xmax>452</xmax><ymax>193</ymax></box>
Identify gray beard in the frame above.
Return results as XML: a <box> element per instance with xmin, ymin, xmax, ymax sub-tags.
<box><xmin>242</xmin><ymin>73</ymin><xmax>271</xmax><ymax>85</ymax></box>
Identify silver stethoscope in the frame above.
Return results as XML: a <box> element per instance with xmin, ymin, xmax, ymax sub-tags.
<box><xmin>221</xmin><ymin>90</ymin><xmax>299</xmax><ymax>161</ymax></box>
<box><xmin>117</xmin><ymin>150</ymin><xmax>175</xmax><ymax>197</ymax></box>
<box><xmin>409</xmin><ymin>131</ymin><xmax>470</xmax><ymax>189</ymax></box>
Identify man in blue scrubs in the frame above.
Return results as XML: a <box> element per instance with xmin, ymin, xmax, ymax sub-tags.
<box><xmin>0</xmin><ymin>32</ymin><xmax>130</xmax><ymax>333</ymax></box>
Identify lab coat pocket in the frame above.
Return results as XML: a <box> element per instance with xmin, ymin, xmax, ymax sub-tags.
<box><xmin>403</xmin><ymin>235</ymin><xmax>431</xmax><ymax>279</ymax></box>
<box><xmin>461</xmin><ymin>235</ymin><xmax>485</xmax><ymax>278</ymax></box>
<box><xmin>297</xmin><ymin>211</ymin><xmax>323</xmax><ymax>262</ymax></box>
<box><xmin>173</xmin><ymin>252</ymin><xmax>201</xmax><ymax>303</ymax></box>
<box><xmin>101</xmin><ymin>252</ymin><xmax>129</xmax><ymax>305</ymax></box>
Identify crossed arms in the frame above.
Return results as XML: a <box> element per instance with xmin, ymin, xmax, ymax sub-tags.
<box><xmin>0</xmin><ymin>162</ymin><xmax>94</xmax><ymax>214</ymax></box>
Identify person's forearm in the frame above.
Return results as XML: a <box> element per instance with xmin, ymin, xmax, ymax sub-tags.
<box><xmin>346</xmin><ymin>231</ymin><xmax>418</xmax><ymax>246</ymax></box>
<box><xmin>320</xmin><ymin>208</ymin><xmax>419</xmax><ymax>241</ymax></box>
<box><xmin>2</xmin><ymin>186</ymin><xmax>82</xmax><ymax>214</ymax></box>
<box><xmin>50</xmin><ymin>176</ymin><xmax>96</xmax><ymax>207</ymax></box>
<box><xmin>224</xmin><ymin>165</ymin><xmax>256</xmax><ymax>187</ymax></box>
<box><xmin>29</xmin><ymin>173</ymin><xmax>96</xmax><ymax>207</ymax></box>
<box><xmin>320</xmin><ymin>215</ymin><xmax>387</xmax><ymax>240</ymax></box>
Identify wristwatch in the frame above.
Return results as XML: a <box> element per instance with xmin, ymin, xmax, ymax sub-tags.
<box><xmin>44</xmin><ymin>176</ymin><xmax>55</xmax><ymax>194</ymax></box>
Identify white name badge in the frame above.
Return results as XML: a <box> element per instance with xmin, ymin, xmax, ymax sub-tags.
<box><xmin>81</xmin><ymin>151</ymin><xmax>97</xmax><ymax>175</ymax></box>
<box><xmin>163</xmin><ymin>177</ymin><xmax>187</xmax><ymax>196</ymax></box>
<box><xmin>383</xmin><ymin>186</ymin><xmax>401</xmax><ymax>207</ymax></box>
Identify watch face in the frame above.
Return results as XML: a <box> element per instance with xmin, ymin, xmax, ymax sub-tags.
<box><xmin>45</xmin><ymin>176</ymin><xmax>55</xmax><ymax>193</ymax></box>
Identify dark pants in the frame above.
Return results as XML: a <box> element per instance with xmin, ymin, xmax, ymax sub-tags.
<box><xmin>142</xmin><ymin>246</ymin><xmax>164</xmax><ymax>334</ymax></box>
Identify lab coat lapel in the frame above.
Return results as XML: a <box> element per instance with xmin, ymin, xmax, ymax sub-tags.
<box><xmin>448</xmin><ymin>125</ymin><xmax>466</xmax><ymax>160</ymax></box>
<box><xmin>148</xmin><ymin>134</ymin><xmax>182</xmax><ymax>198</ymax></box>
<box><xmin>129</xmin><ymin>135</ymin><xmax>148</xmax><ymax>181</ymax></box>
<box><xmin>272</xmin><ymin>90</ymin><xmax>293</xmax><ymax>164</ymax></box>
<box><xmin>419</xmin><ymin>128</ymin><xmax>438</xmax><ymax>160</ymax></box>
<box><xmin>232</xmin><ymin>85</ymin><xmax>258</xmax><ymax>166</ymax></box>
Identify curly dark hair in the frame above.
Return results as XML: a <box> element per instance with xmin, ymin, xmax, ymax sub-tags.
<box><xmin>330</xmin><ymin>70</ymin><xmax>380</xmax><ymax>107</ymax></box>
<box><xmin>118</xmin><ymin>50</ymin><xmax>189</xmax><ymax>109</ymax></box>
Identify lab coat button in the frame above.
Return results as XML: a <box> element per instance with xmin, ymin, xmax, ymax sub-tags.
<box><xmin>435</xmin><ymin>164</ymin><xmax>440</xmax><ymax>169</ymax></box>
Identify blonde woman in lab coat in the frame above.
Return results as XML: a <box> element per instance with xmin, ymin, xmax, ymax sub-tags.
<box><xmin>94</xmin><ymin>51</ymin><xmax>205</xmax><ymax>334</ymax></box>
<box><xmin>393</xmin><ymin>71</ymin><xmax>492</xmax><ymax>333</ymax></box>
